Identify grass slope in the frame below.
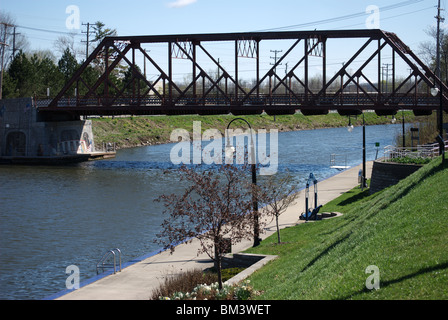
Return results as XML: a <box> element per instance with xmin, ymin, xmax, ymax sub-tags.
<box><xmin>91</xmin><ymin>112</ymin><xmax>416</xmax><ymax>149</ymax></box>
<box><xmin>245</xmin><ymin>157</ymin><xmax>448</xmax><ymax>299</ymax></box>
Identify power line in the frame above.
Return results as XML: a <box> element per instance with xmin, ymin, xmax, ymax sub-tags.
<box><xmin>15</xmin><ymin>24</ymin><xmax>82</xmax><ymax>37</ymax></box>
<box><xmin>254</xmin><ymin>0</ymin><xmax>424</xmax><ymax>32</ymax></box>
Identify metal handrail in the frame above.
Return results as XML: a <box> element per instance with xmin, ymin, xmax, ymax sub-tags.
<box><xmin>330</xmin><ymin>153</ymin><xmax>350</xmax><ymax>170</ymax></box>
<box><xmin>383</xmin><ymin>140</ymin><xmax>448</xmax><ymax>161</ymax></box>
<box><xmin>96</xmin><ymin>248</ymin><xmax>122</xmax><ymax>275</ymax></box>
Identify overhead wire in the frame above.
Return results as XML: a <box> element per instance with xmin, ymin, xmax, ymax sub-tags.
<box><xmin>252</xmin><ymin>0</ymin><xmax>425</xmax><ymax>32</ymax></box>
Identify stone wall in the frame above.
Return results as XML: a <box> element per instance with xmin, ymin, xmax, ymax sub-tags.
<box><xmin>0</xmin><ymin>97</ymin><xmax>95</xmax><ymax>157</ymax></box>
<box><xmin>369</xmin><ymin>159</ymin><xmax>423</xmax><ymax>194</ymax></box>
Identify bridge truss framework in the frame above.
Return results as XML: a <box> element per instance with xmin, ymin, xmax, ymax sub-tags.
<box><xmin>41</xmin><ymin>29</ymin><xmax>448</xmax><ymax>118</ymax></box>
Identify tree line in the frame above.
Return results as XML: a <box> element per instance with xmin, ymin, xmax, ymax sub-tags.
<box><xmin>0</xmin><ymin>12</ymin><xmax>121</xmax><ymax>99</ymax></box>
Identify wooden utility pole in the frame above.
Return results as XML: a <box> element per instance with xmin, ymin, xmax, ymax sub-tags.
<box><xmin>81</xmin><ymin>22</ymin><xmax>94</xmax><ymax>60</ymax></box>
<box><xmin>0</xmin><ymin>22</ymin><xmax>13</xmax><ymax>100</ymax></box>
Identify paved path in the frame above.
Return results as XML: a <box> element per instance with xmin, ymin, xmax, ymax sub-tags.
<box><xmin>54</xmin><ymin>162</ymin><xmax>372</xmax><ymax>300</ymax></box>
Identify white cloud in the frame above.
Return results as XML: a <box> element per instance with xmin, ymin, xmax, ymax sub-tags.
<box><xmin>167</xmin><ymin>0</ymin><xmax>198</xmax><ymax>8</ymax></box>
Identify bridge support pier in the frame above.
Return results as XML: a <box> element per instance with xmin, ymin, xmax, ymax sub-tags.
<box><xmin>0</xmin><ymin>98</ymin><xmax>104</xmax><ymax>164</ymax></box>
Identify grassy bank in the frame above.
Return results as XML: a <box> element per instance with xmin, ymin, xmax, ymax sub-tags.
<box><xmin>91</xmin><ymin>111</ymin><xmax>417</xmax><ymax>149</ymax></box>
<box><xmin>244</xmin><ymin>157</ymin><xmax>448</xmax><ymax>299</ymax></box>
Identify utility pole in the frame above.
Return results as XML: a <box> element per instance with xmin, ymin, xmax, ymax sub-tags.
<box><xmin>9</xmin><ymin>26</ymin><xmax>20</xmax><ymax>61</ymax></box>
<box><xmin>270</xmin><ymin>50</ymin><xmax>282</xmax><ymax>121</ymax></box>
<box><xmin>81</xmin><ymin>22</ymin><xmax>94</xmax><ymax>60</ymax></box>
<box><xmin>270</xmin><ymin>49</ymin><xmax>282</xmax><ymax>91</ymax></box>
<box><xmin>0</xmin><ymin>22</ymin><xmax>13</xmax><ymax>100</ymax></box>
<box><xmin>382</xmin><ymin>63</ymin><xmax>392</xmax><ymax>94</ymax></box>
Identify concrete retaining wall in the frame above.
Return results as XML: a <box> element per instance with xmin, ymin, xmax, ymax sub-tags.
<box><xmin>222</xmin><ymin>253</ymin><xmax>278</xmax><ymax>286</ymax></box>
<box><xmin>0</xmin><ymin>97</ymin><xmax>95</xmax><ymax>157</ymax></box>
<box><xmin>369</xmin><ymin>159</ymin><xmax>423</xmax><ymax>194</ymax></box>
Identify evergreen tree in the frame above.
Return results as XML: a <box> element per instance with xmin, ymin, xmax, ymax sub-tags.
<box><xmin>6</xmin><ymin>51</ymin><xmax>33</xmax><ymax>97</ymax></box>
<box><xmin>58</xmin><ymin>48</ymin><xmax>79</xmax><ymax>83</ymax></box>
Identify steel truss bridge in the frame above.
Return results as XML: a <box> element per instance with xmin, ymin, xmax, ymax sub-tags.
<box><xmin>38</xmin><ymin>29</ymin><xmax>448</xmax><ymax>118</ymax></box>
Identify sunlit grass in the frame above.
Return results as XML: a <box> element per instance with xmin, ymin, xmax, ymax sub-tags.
<box><xmin>245</xmin><ymin>156</ymin><xmax>448</xmax><ymax>300</ymax></box>
<box><xmin>91</xmin><ymin>111</ymin><xmax>417</xmax><ymax>149</ymax></box>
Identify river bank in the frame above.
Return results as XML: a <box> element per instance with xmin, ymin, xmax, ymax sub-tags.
<box><xmin>91</xmin><ymin>111</ymin><xmax>418</xmax><ymax>150</ymax></box>
<box><xmin>0</xmin><ymin>123</ymin><xmax>405</xmax><ymax>300</ymax></box>
<box><xmin>53</xmin><ymin>161</ymin><xmax>374</xmax><ymax>300</ymax></box>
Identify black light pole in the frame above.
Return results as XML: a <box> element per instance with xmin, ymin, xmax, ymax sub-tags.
<box><xmin>402</xmin><ymin>111</ymin><xmax>406</xmax><ymax>148</ymax></box>
<box><xmin>348</xmin><ymin>114</ymin><xmax>367</xmax><ymax>190</ymax></box>
<box><xmin>362</xmin><ymin>113</ymin><xmax>366</xmax><ymax>190</ymax></box>
<box><xmin>225</xmin><ymin>118</ymin><xmax>260</xmax><ymax>247</ymax></box>
<box><xmin>435</xmin><ymin>0</ymin><xmax>446</xmax><ymax>166</ymax></box>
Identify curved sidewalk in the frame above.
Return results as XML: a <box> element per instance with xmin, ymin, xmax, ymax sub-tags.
<box><xmin>53</xmin><ymin>161</ymin><xmax>372</xmax><ymax>300</ymax></box>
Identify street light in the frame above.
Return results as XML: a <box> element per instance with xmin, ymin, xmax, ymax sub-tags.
<box><xmin>433</xmin><ymin>0</ymin><xmax>445</xmax><ymax>166</ymax></box>
<box><xmin>431</xmin><ymin>86</ymin><xmax>445</xmax><ymax>165</ymax></box>
<box><xmin>347</xmin><ymin>114</ymin><xmax>367</xmax><ymax>190</ymax></box>
<box><xmin>347</xmin><ymin>116</ymin><xmax>354</xmax><ymax>133</ymax></box>
<box><xmin>225</xmin><ymin>118</ymin><xmax>261</xmax><ymax>247</ymax></box>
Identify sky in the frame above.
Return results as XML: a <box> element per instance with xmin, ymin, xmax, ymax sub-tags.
<box><xmin>1</xmin><ymin>0</ymin><xmax>447</xmax><ymax>82</ymax></box>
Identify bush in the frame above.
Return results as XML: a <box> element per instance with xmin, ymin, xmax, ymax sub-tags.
<box><xmin>150</xmin><ymin>269</ymin><xmax>217</xmax><ymax>300</ymax></box>
<box><xmin>386</xmin><ymin>156</ymin><xmax>432</xmax><ymax>165</ymax></box>
<box><xmin>158</xmin><ymin>280</ymin><xmax>258</xmax><ymax>300</ymax></box>
<box><xmin>150</xmin><ymin>268</ymin><xmax>258</xmax><ymax>300</ymax></box>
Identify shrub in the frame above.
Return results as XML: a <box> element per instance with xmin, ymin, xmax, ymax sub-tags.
<box><xmin>150</xmin><ymin>269</ymin><xmax>216</xmax><ymax>300</ymax></box>
<box><xmin>386</xmin><ymin>156</ymin><xmax>431</xmax><ymax>165</ymax></box>
<box><xmin>158</xmin><ymin>280</ymin><xmax>258</xmax><ymax>300</ymax></box>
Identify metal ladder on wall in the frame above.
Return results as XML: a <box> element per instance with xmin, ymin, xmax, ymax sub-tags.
<box><xmin>96</xmin><ymin>248</ymin><xmax>122</xmax><ymax>275</ymax></box>
<box><xmin>330</xmin><ymin>153</ymin><xmax>350</xmax><ymax>170</ymax></box>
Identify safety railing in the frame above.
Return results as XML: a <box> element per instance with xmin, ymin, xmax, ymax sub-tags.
<box><xmin>330</xmin><ymin>153</ymin><xmax>350</xmax><ymax>170</ymax></box>
<box><xmin>96</xmin><ymin>248</ymin><xmax>122</xmax><ymax>275</ymax></box>
<box><xmin>383</xmin><ymin>140</ymin><xmax>448</xmax><ymax>161</ymax></box>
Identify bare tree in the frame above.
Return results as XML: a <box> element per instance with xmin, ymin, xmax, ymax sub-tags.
<box><xmin>260</xmin><ymin>174</ymin><xmax>299</xmax><ymax>244</ymax></box>
<box><xmin>54</xmin><ymin>32</ymin><xmax>83</xmax><ymax>61</ymax></box>
<box><xmin>0</xmin><ymin>11</ymin><xmax>29</xmax><ymax>66</ymax></box>
<box><xmin>155</xmin><ymin>164</ymin><xmax>259</xmax><ymax>289</ymax></box>
<box><xmin>419</xmin><ymin>26</ymin><xmax>448</xmax><ymax>83</ymax></box>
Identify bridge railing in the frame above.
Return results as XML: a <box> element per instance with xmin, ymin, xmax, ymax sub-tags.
<box><xmin>36</xmin><ymin>92</ymin><xmax>441</xmax><ymax>108</ymax></box>
<box><xmin>384</xmin><ymin>140</ymin><xmax>448</xmax><ymax>160</ymax></box>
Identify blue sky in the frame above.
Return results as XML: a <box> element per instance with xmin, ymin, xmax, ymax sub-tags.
<box><xmin>1</xmin><ymin>0</ymin><xmax>447</xmax><ymax>81</ymax></box>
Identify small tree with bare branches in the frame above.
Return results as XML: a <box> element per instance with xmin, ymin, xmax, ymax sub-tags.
<box><xmin>155</xmin><ymin>164</ymin><xmax>259</xmax><ymax>289</ymax></box>
<box><xmin>260</xmin><ymin>174</ymin><xmax>299</xmax><ymax>244</ymax></box>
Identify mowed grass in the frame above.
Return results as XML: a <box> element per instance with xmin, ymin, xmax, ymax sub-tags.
<box><xmin>91</xmin><ymin>111</ymin><xmax>417</xmax><ymax>149</ymax></box>
<box><xmin>245</xmin><ymin>156</ymin><xmax>448</xmax><ymax>300</ymax></box>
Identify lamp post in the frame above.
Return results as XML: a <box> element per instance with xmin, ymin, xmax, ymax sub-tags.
<box><xmin>433</xmin><ymin>0</ymin><xmax>446</xmax><ymax>166</ymax></box>
<box><xmin>347</xmin><ymin>115</ymin><xmax>354</xmax><ymax>133</ymax></box>
<box><xmin>402</xmin><ymin>111</ymin><xmax>406</xmax><ymax>148</ymax></box>
<box><xmin>431</xmin><ymin>87</ymin><xmax>445</xmax><ymax>166</ymax></box>
<box><xmin>225</xmin><ymin>118</ymin><xmax>260</xmax><ymax>247</ymax></box>
<box><xmin>348</xmin><ymin>114</ymin><xmax>367</xmax><ymax>190</ymax></box>
<box><xmin>362</xmin><ymin>113</ymin><xmax>366</xmax><ymax>190</ymax></box>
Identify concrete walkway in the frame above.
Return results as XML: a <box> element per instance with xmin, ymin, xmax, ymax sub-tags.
<box><xmin>54</xmin><ymin>162</ymin><xmax>372</xmax><ymax>300</ymax></box>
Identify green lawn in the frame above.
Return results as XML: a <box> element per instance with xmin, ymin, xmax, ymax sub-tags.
<box><xmin>245</xmin><ymin>156</ymin><xmax>448</xmax><ymax>300</ymax></box>
<box><xmin>91</xmin><ymin>111</ymin><xmax>417</xmax><ymax>149</ymax></box>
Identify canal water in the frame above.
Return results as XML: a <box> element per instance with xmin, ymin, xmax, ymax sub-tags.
<box><xmin>0</xmin><ymin>123</ymin><xmax>406</xmax><ymax>300</ymax></box>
